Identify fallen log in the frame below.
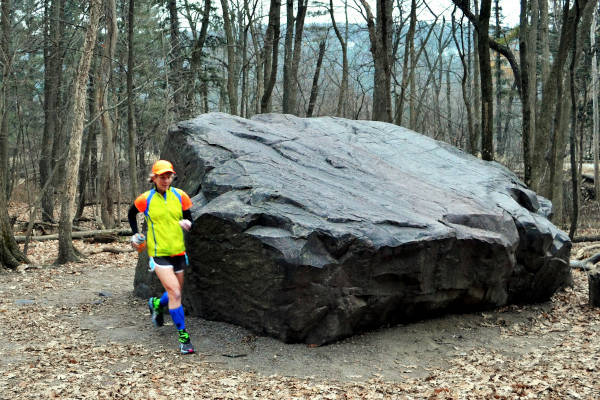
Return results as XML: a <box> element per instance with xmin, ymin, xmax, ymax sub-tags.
<box><xmin>570</xmin><ymin>252</ymin><xmax>600</xmax><ymax>271</ymax></box>
<box><xmin>85</xmin><ymin>246</ymin><xmax>135</xmax><ymax>255</ymax></box>
<box><xmin>582</xmin><ymin>172</ymin><xmax>594</xmax><ymax>183</ymax></box>
<box><xmin>572</xmin><ymin>235</ymin><xmax>600</xmax><ymax>243</ymax></box>
<box><xmin>14</xmin><ymin>228</ymin><xmax>132</xmax><ymax>243</ymax></box>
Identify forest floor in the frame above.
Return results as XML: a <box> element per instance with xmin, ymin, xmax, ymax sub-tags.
<box><xmin>1</xmin><ymin>202</ymin><xmax>600</xmax><ymax>399</ymax></box>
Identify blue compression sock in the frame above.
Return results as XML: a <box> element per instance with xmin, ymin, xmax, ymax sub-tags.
<box><xmin>159</xmin><ymin>292</ymin><xmax>169</xmax><ymax>308</ymax></box>
<box><xmin>169</xmin><ymin>306</ymin><xmax>186</xmax><ymax>331</ymax></box>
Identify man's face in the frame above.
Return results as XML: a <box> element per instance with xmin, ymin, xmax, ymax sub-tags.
<box><xmin>152</xmin><ymin>172</ymin><xmax>174</xmax><ymax>192</ymax></box>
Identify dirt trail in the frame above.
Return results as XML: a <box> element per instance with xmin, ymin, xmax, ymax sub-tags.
<box><xmin>1</xmin><ymin>240</ymin><xmax>599</xmax><ymax>399</ymax></box>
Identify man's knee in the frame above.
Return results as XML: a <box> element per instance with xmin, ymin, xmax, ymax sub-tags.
<box><xmin>168</xmin><ymin>289</ymin><xmax>181</xmax><ymax>302</ymax></box>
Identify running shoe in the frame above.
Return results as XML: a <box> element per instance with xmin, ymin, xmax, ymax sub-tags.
<box><xmin>178</xmin><ymin>329</ymin><xmax>195</xmax><ymax>354</ymax></box>
<box><xmin>147</xmin><ymin>297</ymin><xmax>164</xmax><ymax>327</ymax></box>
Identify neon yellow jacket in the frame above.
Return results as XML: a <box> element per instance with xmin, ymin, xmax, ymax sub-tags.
<box><xmin>134</xmin><ymin>187</ymin><xmax>192</xmax><ymax>257</ymax></box>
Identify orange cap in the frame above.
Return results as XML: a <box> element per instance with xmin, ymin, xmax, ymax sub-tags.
<box><xmin>152</xmin><ymin>160</ymin><xmax>175</xmax><ymax>175</ymax></box>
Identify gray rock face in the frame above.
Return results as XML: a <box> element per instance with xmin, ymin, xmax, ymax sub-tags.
<box><xmin>133</xmin><ymin>112</ymin><xmax>571</xmax><ymax>345</ymax></box>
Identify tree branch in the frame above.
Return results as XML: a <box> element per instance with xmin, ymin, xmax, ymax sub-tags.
<box><xmin>450</xmin><ymin>0</ymin><xmax>522</xmax><ymax>95</ymax></box>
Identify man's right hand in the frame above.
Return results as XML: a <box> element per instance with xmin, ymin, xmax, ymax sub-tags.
<box><xmin>131</xmin><ymin>233</ymin><xmax>146</xmax><ymax>251</ymax></box>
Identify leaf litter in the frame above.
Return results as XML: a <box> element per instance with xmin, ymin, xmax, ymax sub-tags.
<box><xmin>1</xmin><ymin>213</ymin><xmax>600</xmax><ymax>398</ymax></box>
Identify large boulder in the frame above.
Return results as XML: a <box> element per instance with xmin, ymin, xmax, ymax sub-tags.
<box><xmin>134</xmin><ymin>112</ymin><xmax>571</xmax><ymax>345</ymax></box>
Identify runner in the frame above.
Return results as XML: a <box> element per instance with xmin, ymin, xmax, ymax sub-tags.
<box><xmin>128</xmin><ymin>159</ymin><xmax>195</xmax><ymax>354</ymax></box>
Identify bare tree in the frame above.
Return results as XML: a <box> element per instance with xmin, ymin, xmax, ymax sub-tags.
<box><xmin>568</xmin><ymin>0</ymin><xmax>582</xmax><ymax>238</ymax></box>
<box><xmin>307</xmin><ymin>36</ymin><xmax>326</xmax><ymax>117</ymax></box>
<box><xmin>520</xmin><ymin>0</ymin><xmax>534</xmax><ymax>185</ymax></box>
<box><xmin>167</xmin><ymin>0</ymin><xmax>184</xmax><ymax>117</ymax></box>
<box><xmin>261</xmin><ymin>0</ymin><xmax>281</xmax><ymax>112</ymax></box>
<box><xmin>97</xmin><ymin>0</ymin><xmax>118</xmax><ymax>229</ymax></box>
<box><xmin>183</xmin><ymin>0</ymin><xmax>211</xmax><ymax>117</ymax></box>
<box><xmin>360</xmin><ymin>0</ymin><xmax>393</xmax><ymax>122</ymax></box>
<box><xmin>221</xmin><ymin>0</ymin><xmax>239</xmax><ymax>115</ymax></box>
<box><xmin>56</xmin><ymin>0</ymin><xmax>101</xmax><ymax>264</ymax></box>
<box><xmin>474</xmin><ymin>0</ymin><xmax>493</xmax><ymax>161</ymax></box>
<box><xmin>0</xmin><ymin>0</ymin><xmax>29</xmax><ymax>270</ymax></box>
<box><xmin>591</xmin><ymin>7</ymin><xmax>599</xmax><ymax>199</ymax></box>
<box><xmin>248</xmin><ymin>0</ymin><xmax>263</xmax><ymax>115</ymax></box>
<box><xmin>452</xmin><ymin>10</ymin><xmax>475</xmax><ymax>155</ymax></box>
<box><xmin>40</xmin><ymin>0</ymin><xmax>66</xmax><ymax>222</ymax></box>
<box><xmin>395</xmin><ymin>0</ymin><xmax>415</xmax><ymax>126</ymax></box>
<box><xmin>533</xmin><ymin>0</ymin><xmax>594</xmax><ymax>200</ymax></box>
<box><xmin>127</xmin><ymin>0</ymin><xmax>138</xmax><ymax>200</ymax></box>
<box><xmin>329</xmin><ymin>0</ymin><xmax>348</xmax><ymax>117</ymax></box>
<box><xmin>282</xmin><ymin>0</ymin><xmax>307</xmax><ymax>114</ymax></box>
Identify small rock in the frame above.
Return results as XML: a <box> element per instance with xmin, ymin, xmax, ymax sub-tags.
<box><xmin>98</xmin><ymin>291</ymin><xmax>112</xmax><ymax>297</ymax></box>
<box><xmin>15</xmin><ymin>299</ymin><xmax>35</xmax><ymax>305</ymax></box>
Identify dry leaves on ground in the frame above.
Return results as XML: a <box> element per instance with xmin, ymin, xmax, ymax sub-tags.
<box><xmin>1</xmin><ymin>207</ymin><xmax>600</xmax><ymax>398</ymax></box>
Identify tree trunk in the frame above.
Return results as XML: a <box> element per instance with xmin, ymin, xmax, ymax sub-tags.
<box><xmin>249</xmin><ymin>11</ymin><xmax>263</xmax><ymax>115</ymax></box>
<box><xmin>0</xmin><ymin>0</ymin><xmax>28</xmax><ymax>270</ymax></box>
<box><xmin>329</xmin><ymin>0</ymin><xmax>348</xmax><ymax>117</ymax></box>
<box><xmin>97</xmin><ymin>0</ymin><xmax>118</xmax><ymax>229</ymax></box>
<box><xmin>75</xmin><ymin>57</ymin><xmax>98</xmax><ymax>222</ymax></box>
<box><xmin>395</xmin><ymin>0</ymin><xmax>416</xmax><ymax>126</ymax></box>
<box><xmin>472</xmin><ymin>0</ymin><xmax>481</xmax><ymax>156</ymax></box>
<box><xmin>446</xmin><ymin>56</ymin><xmax>453</xmax><ymax>143</ymax></box>
<box><xmin>40</xmin><ymin>0</ymin><xmax>66</xmax><ymax>222</ymax></box>
<box><xmin>306</xmin><ymin>38</ymin><xmax>326</xmax><ymax>117</ymax></box>
<box><xmin>408</xmin><ymin>0</ymin><xmax>417</xmax><ymax>130</ymax></box>
<box><xmin>188</xmin><ymin>0</ymin><xmax>211</xmax><ymax>117</ymax></box>
<box><xmin>532</xmin><ymin>0</ymin><xmax>594</xmax><ymax>198</ymax></box>
<box><xmin>477</xmin><ymin>0</ymin><xmax>493</xmax><ymax>161</ymax></box>
<box><xmin>592</xmin><ymin>8</ymin><xmax>599</xmax><ymax>199</ymax></box>
<box><xmin>588</xmin><ymin>266</ymin><xmax>600</xmax><ymax>307</ymax></box>
<box><xmin>527</xmin><ymin>0</ymin><xmax>539</xmax><ymax>174</ymax></box>
<box><xmin>127</xmin><ymin>0</ymin><xmax>138</xmax><ymax>201</ymax></box>
<box><xmin>282</xmin><ymin>0</ymin><xmax>294</xmax><ymax>113</ymax></box>
<box><xmin>540</xmin><ymin>0</ymin><xmax>550</xmax><ymax>88</ymax></box>
<box><xmin>360</xmin><ymin>0</ymin><xmax>392</xmax><ymax>122</ymax></box>
<box><xmin>167</xmin><ymin>0</ymin><xmax>184</xmax><ymax>117</ymax></box>
<box><xmin>568</xmin><ymin>6</ymin><xmax>580</xmax><ymax>238</ymax></box>
<box><xmin>240</xmin><ymin>0</ymin><xmax>253</xmax><ymax>117</ymax></box>
<box><xmin>221</xmin><ymin>0</ymin><xmax>239</xmax><ymax>115</ymax></box>
<box><xmin>56</xmin><ymin>0</ymin><xmax>101</xmax><ymax>264</ymax></box>
<box><xmin>261</xmin><ymin>0</ymin><xmax>281</xmax><ymax>113</ymax></box>
<box><xmin>494</xmin><ymin>0</ymin><xmax>502</xmax><ymax>156</ymax></box>
<box><xmin>520</xmin><ymin>0</ymin><xmax>533</xmax><ymax>185</ymax></box>
<box><xmin>287</xmin><ymin>0</ymin><xmax>307</xmax><ymax>115</ymax></box>
<box><xmin>452</xmin><ymin>11</ymin><xmax>475</xmax><ymax>154</ymax></box>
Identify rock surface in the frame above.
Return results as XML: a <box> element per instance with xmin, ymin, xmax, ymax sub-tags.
<box><xmin>134</xmin><ymin>113</ymin><xmax>571</xmax><ymax>345</ymax></box>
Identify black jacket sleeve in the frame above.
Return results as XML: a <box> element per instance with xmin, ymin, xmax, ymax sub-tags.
<box><xmin>183</xmin><ymin>209</ymin><xmax>193</xmax><ymax>223</ymax></box>
<box><xmin>128</xmin><ymin>204</ymin><xmax>139</xmax><ymax>234</ymax></box>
